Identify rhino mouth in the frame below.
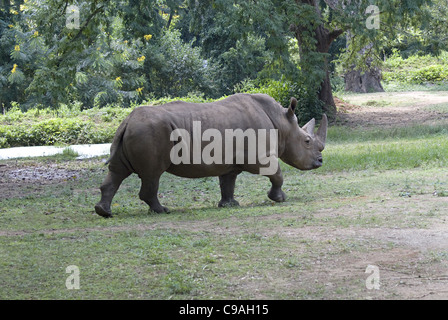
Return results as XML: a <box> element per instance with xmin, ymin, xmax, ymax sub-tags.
<box><xmin>313</xmin><ymin>156</ymin><xmax>323</xmax><ymax>168</ymax></box>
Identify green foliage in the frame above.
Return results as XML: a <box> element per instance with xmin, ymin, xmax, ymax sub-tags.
<box><xmin>235</xmin><ymin>78</ymin><xmax>298</xmax><ymax>108</ymax></box>
<box><xmin>144</xmin><ymin>29</ymin><xmax>219</xmax><ymax>98</ymax></box>
<box><xmin>235</xmin><ymin>77</ymin><xmax>323</xmax><ymax>125</ymax></box>
<box><xmin>0</xmin><ymin>104</ymin><xmax>125</xmax><ymax>148</ymax></box>
<box><xmin>217</xmin><ymin>34</ymin><xmax>274</xmax><ymax>94</ymax></box>
<box><xmin>383</xmin><ymin>50</ymin><xmax>448</xmax><ymax>84</ymax></box>
<box><xmin>412</xmin><ymin>65</ymin><xmax>448</xmax><ymax>83</ymax></box>
<box><xmin>0</xmin><ymin>118</ymin><xmax>114</xmax><ymax>148</ymax></box>
<box><xmin>0</xmin><ymin>93</ymin><xmax>215</xmax><ymax>148</ymax></box>
<box><xmin>0</xmin><ymin>0</ymin><xmax>444</xmax><ymax>121</ymax></box>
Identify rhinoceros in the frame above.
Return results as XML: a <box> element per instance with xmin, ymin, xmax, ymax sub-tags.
<box><xmin>95</xmin><ymin>93</ymin><xmax>327</xmax><ymax>217</ymax></box>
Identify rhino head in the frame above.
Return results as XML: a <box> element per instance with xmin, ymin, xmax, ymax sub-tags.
<box><xmin>280</xmin><ymin>97</ymin><xmax>328</xmax><ymax>170</ymax></box>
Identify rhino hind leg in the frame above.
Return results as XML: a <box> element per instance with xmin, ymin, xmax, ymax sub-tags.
<box><xmin>95</xmin><ymin>170</ymin><xmax>131</xmax><ymax>218</ymax></box>
<box><xmin>218</xmin><ymin>172</ymin><xmax>240</xmax><ymax>208</ymax></box>
<box><xmin>139</xmin><ymin>176</ymin><xmax>169</xmax><ymax>213</ymax></box>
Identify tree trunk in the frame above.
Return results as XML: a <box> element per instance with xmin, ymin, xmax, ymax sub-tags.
<box><xmin>344</xmin><ymin>67</ymin><xmax>384</xmax><ymax>93</ymax></box>
<box><xmin>293</xmin><ymin>25</ymin><xmax>342</xmax><ymax>118</ymax></box>
<box><xmin>344</xmin><ymin>38</ymin><xmax>384</xmax><ymax>93</ymax></box>
<box><xmin>292</xmin><ymin>0</ymin><xmax>344</xmax><ymax>119</ymax></box>
<box><xmin>318</xmin><ymin>64</ymin><xmax>335</xmax><ymax>113</ymax></box>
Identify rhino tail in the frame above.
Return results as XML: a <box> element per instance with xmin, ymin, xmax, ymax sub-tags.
<box><xmin>105</xmin><ymin>119</ymin><xmax>128</xmax><ymax>165</ymax></box>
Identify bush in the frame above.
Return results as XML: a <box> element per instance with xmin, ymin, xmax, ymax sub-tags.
<box><xmin>144</xmin><ymin>29</ymin><xmax>220</xmax><ymax>98</ymax></box>
<box><xmin>411</xmin><ymin>65</ymin><xmax>448</xmax><ymax>83</ymax></box>
<box><xmin>0</xmin><ymin>115</ymin><xmax>118</xmax><ymax>148</ymax></box>
<box><xmin>383</xmin><ymin>51</ymin><xmax>448</xmax><ymax>84</ymax></box>
<box><xmin>235</xmin><ymin>77</ymin><xmax>323</xmax><ymax>125</ymax></box>
<box><xmin>0</xmin><ymin>94</ymin><xmax>216</xmax><ymax>148</ymax></box>
<box><xmin>383</xmin><ymin>65</ymin><xmax>448</xmax><ymax>84</ymax></box>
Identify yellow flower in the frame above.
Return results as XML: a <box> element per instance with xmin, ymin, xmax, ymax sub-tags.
<box><xmin>115</xmin><ymin>76</ymin><xmax>121</xmax><ymax>81</ymax></box>
<box><xmin>144</xmin><ymin>34</ymin><xmax>152</xmax><ymax>41</ymax></box>
<box><xmin>14</xmin><ymin>45</ymin><xmax>20</xmax><ymax>51</ymax></box>
<box><xmin>33</xmin><ymin>31</ymin><xmax>39</xmax><ymax>37</ymax></box>
<box><xmin>137</xmin><ymin>55</ymin><xmax>145</xmax><ymax>62</ymax></box>
<box><xmin>136</xmin><ymin>87</ymin><xmax>143</xmax><ymax>94</ymax></box>
<box><xmin>11</xmin><ymin>64</ymin><xmax>18</xmax><ymax>73</ymax></box>
<box><xmin>8</xmin><ymin>24</ymin><xmax>13</xmax><ymax>28</ymax></box>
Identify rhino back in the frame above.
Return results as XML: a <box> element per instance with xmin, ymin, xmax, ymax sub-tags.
<box><xmin>145</xmin><ymin>93</ymin><xmax>285</xmax><ymax>132</ymax></box>
<box><xmin>117</xmin><ymin>94</ymin><xmax>288</xmax><ymax>177</ymax></box>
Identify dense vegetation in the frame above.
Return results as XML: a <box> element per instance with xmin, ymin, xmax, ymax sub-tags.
<box><xmin>2</xmin><ymin>48</ymin><xmax>448</xmax><ymax>149</ymax></box>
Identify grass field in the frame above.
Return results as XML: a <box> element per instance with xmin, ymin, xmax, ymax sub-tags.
<box><xmin>0</xmin><ymin>92</ymin><xmax>447</xmax><ymax>300</ymax></box>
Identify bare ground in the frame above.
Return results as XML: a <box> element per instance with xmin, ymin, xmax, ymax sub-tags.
<box><xmin>0</xmin><ymin>161</ymin><xmax>87</xmax><ymax>201</ymax></box>
<box><xmin>335</xmin><ymin>91</ymin><xmax>448</xmax><ymax>127</ymax></box>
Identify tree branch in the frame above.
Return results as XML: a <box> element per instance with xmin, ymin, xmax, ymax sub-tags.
<box><xmin>71</xmin><ymin>3</ymin><xmax>106</xmax><ymax>43</ymax></box>
<box><xmin>329</xmin><ymin>29</ymin><xmax>344</xmax><ymax>42</ymax></box>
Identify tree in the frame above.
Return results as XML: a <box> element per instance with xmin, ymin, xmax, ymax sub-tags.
<box><xmin>344</xmin><ymin>42</ymin><xmax>384</xmax><ymax>93</ymax></box>
<box><xmin>144</xmin><ymin>29</ymin><xmax>220</xmax><ymax>98</ymax></box>
<box><xmin>0</xmin><ymin>0</ymin><xmax>198</xmax><ymax>109</ymax></box>
<box><xmin>186</xmin><ymin>0</ymin><xmax>434</xmax><ymax>119</ymax></box>
<box><xmin>1</xmin><ymin>0</ymin><xmax>442</xmax><ymax>115</ymax></box>
<box><xmin>290</xmin><ymin>0</ymin><xmax>433</xmax><ymax>116</ymax></box>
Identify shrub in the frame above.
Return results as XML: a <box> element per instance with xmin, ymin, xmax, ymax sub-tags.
<box><xmin>411</xmin><ymin>65</ymin><xmax>448</xmax><ymax>83</ymax></box>
<box><xmin>383</xmin><ymin>65</ymin><xmax>448</xmax><ymax>84</ymax></box>
<box><xmin>235</xmin><ymin>77</ymin><xmax>323</xmax><ymax>125</ymax></box>
<box><xmin>383</xmin><ymin>51</ymin><xmax>448</xmax><ymax>84</ymax></box>
<box><xmin>0</xmin><ymin>94</ymin><xmax>217</xmax><ymax>148</ymax></box>
<box><xmin>0</xmin><ymin>117</ymin><xmax>116</xmax><ymax>148</ymax></box>
<box><xmin>144</xmin><ymin>29</ymin><xmax>220</xmax><ymax>98</ymax></box>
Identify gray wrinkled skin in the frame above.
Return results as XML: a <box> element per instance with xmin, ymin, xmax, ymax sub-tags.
<box><xmin>95</xmin><ymin>93</ymin><xmax>327</xmax><ymax>217</ymax></box>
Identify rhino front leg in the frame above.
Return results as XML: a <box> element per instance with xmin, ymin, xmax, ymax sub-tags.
<box><xmin>267</xmin><ymin>167</ymin><xmax>286</xmax><ymax>202</ymax></box>
<box><xmin>139</xmin><ymin>176</ymin><xmax>169</xmax><ymax>213</ymax></box>
<box><xmin>218</xmin><ymin>172</ymin><xmax>240</xmax><ymax>207</ymax></box>
<box><xmin>95</xmin><ymin>170</ymin><xmax>131</xmax><ymax>218</ymax></box>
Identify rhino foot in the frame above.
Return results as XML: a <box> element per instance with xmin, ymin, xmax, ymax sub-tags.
<box><xmin>268</xmin><ymin>188</ymin><xmax>286</xmax><ymax>202</ymax></box>
<box><xmin>218</xmin><ymin>199</ymin><xmax>240</xmax><ymax>208</ymax></box>
<box><xmin>95</xmin><ymin>203</ymin><xmax>113</xmax><ymax>218</ymax></box>
<box><xmin>150</xmin><ymin>205</ymin><xmax>170</xmax><ymax>214</ymax></box>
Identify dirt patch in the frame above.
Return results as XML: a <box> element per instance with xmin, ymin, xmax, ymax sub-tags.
<box><xmin>334</xmin><ymin>97</ymin><xmax>360</xmax><ymax>113</ymax></box>
<box><xmin>3</xmin><ymin>167</ymin><xmax>80</xmax><ymax>182</ymax></box>
<box><xmin>335</xmin><ymin>91</ymin><xmax>448</xmax><ymax>127</ymax></box>
<box><xmin>0</xmin><ymin>162</ymin><xmax>85</xmax><ymax>201</ymax></box>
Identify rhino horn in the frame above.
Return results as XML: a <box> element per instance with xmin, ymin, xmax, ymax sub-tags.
<box><xmin>316</xmin><ymin>114</ymin><xmax>328</xmax><ymax>146</ymax></box>
<box><xmin>302</xmin><ymin>118</ymin><xmax>315</xmax><ymax>136</ymax></box>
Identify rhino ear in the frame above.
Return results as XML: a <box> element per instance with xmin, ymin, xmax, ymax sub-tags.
<box><xmin>287</xmin><ymin>97</ymin><xmax>297</xmax><ymax>118</ymax></box>
<box><xmin>302</xmin><ymin>118</ymin><xmax>315</xmax><ymax>136</ymax></box>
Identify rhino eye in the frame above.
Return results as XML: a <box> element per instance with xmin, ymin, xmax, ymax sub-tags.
<box><xmin>305</xmin><ymin>138</ymin><xmax>310</xmax><ymax>145</ymax></box>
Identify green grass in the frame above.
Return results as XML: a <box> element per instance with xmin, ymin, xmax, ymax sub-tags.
<box><xmin>323</xmin><ymin>124</ymin><xmax>448</xmax><ymax>172</ymax></box>
<box><xmin>424</xmin><ymin>102</ymin><xmax>448</xmax><ymax>113</ymax></box>
<box><xmin>383</xmin><ymin>82</ymin><xmax>448</xmax><ymax>92</ymax></box>
<box><xmin>1</xmin><ymin>162</ymin><xmax>446</xmax><ymax>299</ymax></box>
<box><xmin>328</xmin><ymin>123</ymin><xmax>448</xmax><ymax>143</ymax></box>
<box><xmin>322</xmin><ymin>136</ymin><xmax>446</xmax><ymax>172</ymax></box>
<box><xmin>1</xmin><ymin>134</ymin><xmax>447</xmax><ymax>299</ymax></box>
